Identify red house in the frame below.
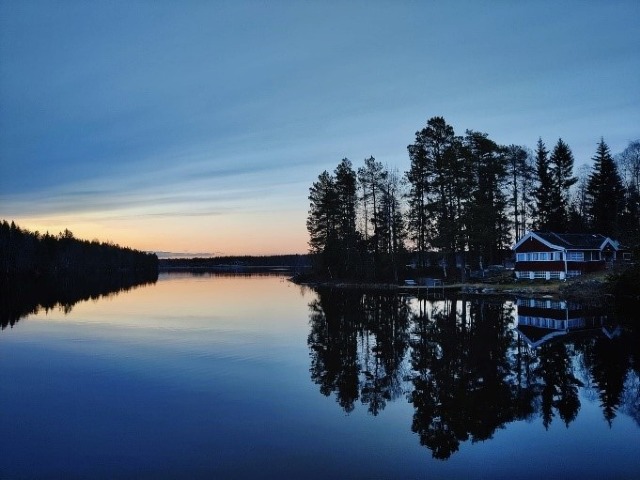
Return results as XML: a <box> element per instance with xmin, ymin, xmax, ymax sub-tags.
<box><xmin>513</xmin><ymin>231</ymin><xmax>629</xmax><ymax>280</ymax></box>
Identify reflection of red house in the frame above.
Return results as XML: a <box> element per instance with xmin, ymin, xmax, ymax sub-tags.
<box><xmin>516</xmin><ymin>298</ymin><xmax>618</xmax><ymax>348</ymax></box>
<box><xmin>513</xmin><ymin>231</ymin><xmax>630</xmax><ymax>280</ymax></box>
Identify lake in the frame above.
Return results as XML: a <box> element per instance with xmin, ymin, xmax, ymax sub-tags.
<box><xmin>1</xmin><ymin>273</ymin><xmax>639</xmax><ymax>479</ymax></box>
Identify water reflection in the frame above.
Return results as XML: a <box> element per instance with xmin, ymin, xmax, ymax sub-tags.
<box><xmin>308</xmin><ymin>289</ymin><xmax>640</xmax><ymax>459</ymax></box>
<box><xmin>0</xmin><ymin>271</ymin><xmax>158</xmax><ymax>330</ymax></box>
<box><xmin>308</xmin><ymin>290</ymin><xmax>410</xmax><ymax>415</ymax></box>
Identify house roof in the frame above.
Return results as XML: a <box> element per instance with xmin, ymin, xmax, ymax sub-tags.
<box><xmin>514</xmin><ymin>231</ymin><xmax>613</xmax><ymax>251</ymax></box>
<box><xmin>516</xmin><ymin>325</ymin><xmax>567</xmax><ymax>349</ymax></box>
<box><xmin>537</xmin><ymin>232</ymin><xmax>610</xmax><ymax>249</ymax></box>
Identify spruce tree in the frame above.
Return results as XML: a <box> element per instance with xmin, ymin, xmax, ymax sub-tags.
<box><xmin>549</xmin><ymin>138</ymin><xmax>577</xmax><ymax>232</ymax></box>
<box><xmin>586</xmin><ymin>139</ymin><xmax>625</xmax><ymax>236</ymax></box>
<box><xmin>334</xmin><ymin>158</ymin><xmax>358</xmax><ymax>244</ymax></box>
<box><xmin>307</xmin><ymin>171</ymin><xmax>339</xmax><ymax>274</ymax></box>
<box><xmin>533</xmin><ymin>138</ymin><xmax>554</xmax><ymax>231</ymax></box>
<box><xmin>334</xmin><ymin>158</ymin><xmax>360</xmax><ymax>276</ymax></box>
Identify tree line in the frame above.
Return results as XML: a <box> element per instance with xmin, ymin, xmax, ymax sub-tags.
<box><xmin>159</xmin><ymin>254</ymin><xmax>311</xmax><ymax>270</ymax></box>
<box><xmin>0</xmin><ymin>219</ymin><xmax>158</xmax><ymax>278</ymax></box>
<box><xmin>307</xmin><ymin>116</ymin><xmax>640</xmax><ymax>281</ymax></box>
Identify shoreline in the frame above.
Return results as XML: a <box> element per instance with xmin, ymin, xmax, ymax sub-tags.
<box><xmin>291</xmin><ymin>274</ymin><xmax>617</xmax><ymax>302</ymax></box>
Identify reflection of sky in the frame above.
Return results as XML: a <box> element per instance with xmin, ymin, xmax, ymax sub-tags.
<box><xmin>1</xmin><ymin>2</ymin><xmax>639</xmax><ymax>254</ymax></box>
<box><xmin>26</xmin><ymin>273</ymin><xmax>310</xmax><ymax>335</ymax></box>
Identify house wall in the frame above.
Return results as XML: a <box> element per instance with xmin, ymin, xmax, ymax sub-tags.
<box><xmin>514</xmin><ymin>237</ymin><xmax>556</xmax><ymax>253</ymax></box>
<box><xmin>515</xmin><ymin>260</ymin><xmax>564</xmax><ymax>272</ymax></box>
<box><xmin>576</xmin><ymin>260</ymin><xmax>606</xmax><ymax>273</ymax></box>
<box><xmin>515</xmin><ymin>260</ymin><xmax>606</xmax><ymax>280</ymax></box>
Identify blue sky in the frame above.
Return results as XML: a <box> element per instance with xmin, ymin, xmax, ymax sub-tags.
<box><xmin>1</xmin><ymin>1</ymin><xmax>638</xmax><ymax>255</ymax></box>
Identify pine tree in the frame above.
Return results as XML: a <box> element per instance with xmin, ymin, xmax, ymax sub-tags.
<box><xmin>505</xmin><ymin>144</ymin><xmax>532</xmax><ymax>242</ymax></box>
<box><xmin>464</xmin><ymin>130</ymin><xmax>510</xmax><ymax>267</ymax></box>
<box><xmin>406</xmin><ymin>132</ymin><xmax>431</xmax><ymax>267</ymax></box>
<box><xmin>586</xmin><ymin>139</ymin><xmax>625</xmax><ymax>236</ymax></box>
<box><xmin>357</xmin><ymin>156</ymin><xmax>387</xmax><ymax>253</ymax></box>
<box><xmin>405</xmin><ymin>116</ymin><xmax>469</xmax><ymax>275</ymax></box>
<box><xmin>533</xmin><ymin>138</ymin><xmax>554</xmax><ymax>231</ymax></box>
<box><xmin>377</xmin><ymin>167</ymin><xmax>406</xmax><ymax>281</ymax></box>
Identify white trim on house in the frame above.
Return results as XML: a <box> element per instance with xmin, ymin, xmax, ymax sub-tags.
<box><xmin>512</xmin><ymin>231</ymin><xmax>565</xmax><ymax>252</ymax></box>
<box><xmin>599</xmin><ymin>238</ymin><xmax>620</xmax><ymax>251</ymax></box>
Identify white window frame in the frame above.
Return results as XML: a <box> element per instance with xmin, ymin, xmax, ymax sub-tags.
<box><xmin>516</xmin><ymin>251</ymin><xmax>562</xmax><ymax>262</ymax></box>
<box><xmin>566</xmin><ymin>251</ymin><xmax>584</xmax><ymax>261</ymax></box>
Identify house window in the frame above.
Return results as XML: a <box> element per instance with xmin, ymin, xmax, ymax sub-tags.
<box><xmin>516</xmin><ymin>252</ymin><xmax>561</xmax><ymax>261</ymax></box>
<box><xmin>566</xmin><ymin>251</ymin><xmax>584</xmax><ymax>261</ymax></box>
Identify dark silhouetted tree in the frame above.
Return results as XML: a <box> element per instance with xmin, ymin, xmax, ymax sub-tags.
<box><xmin>505</xmin><ymin>145</ymin><xmax>533</xmax><ymax>242</ymax></box>
<box><xmin>307</xmin><ymin>171</ymin><xmax>339</xmax><ymax>275</ymax></box>
<box><xmin>334</xmin><ymin>158</ymin><xmax>361</xmax><ymax>276</ymax></box>
<box><xmin>549</xmin><ymin>138</ymin><xmax>577</xmax><ymax>231</ymax></box>
<box><xmin>617</xmin><ymin>140</ymin><xmax>640</xmax><ymax>245</ymax></box>
<box><xmin>533</xmin><ymin>138</ymin><xmax>555</xmax><ymax>231</ymax></box>
<box><xmin>464</xmin><ymin>130</ymin><xmax>510</xmax><ymax>267</ymax></box>
<box><xmin>358</xmin><ymin>156</ymin><xmax>387</xmax><ymax>257</ymax></box>
<box><xmin>586</xmin><ymin>139</ymin><xmax>625</xmax><ymax>236</ymax></box>
<box><xmin>406</xmin><ymin>116</ymin><xmax>469</xmax><ymax>276</ymax></box>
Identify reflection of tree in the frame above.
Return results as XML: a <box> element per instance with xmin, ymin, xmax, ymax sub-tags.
<box><xmin>533</xmin><ymin>342</ymin><xmax>582</xmax><ymax>429</ymax></box>
<box><xmin>307</xmin><ymin>290</ymin><xmax>640</xmax><ymax>459</ymax></box>
<box><xmin>409</xmin><ymin>298</ymin><xmax>526</xmax><ymax>459</ymax></box>
<box><xmin>0</xmin><ymin>271</ymin><xmax>158</xmax><ymax>331</ymax></box>
<box><xmin>582</xmin><ymin>334</ymin><xmax>632</xmax><ymax>426</ymax></box>
<box><xmin>307</xmin><ymin>289</ymin><xmax>411</xmax><ymax>415</ymax></box>
<box><xmin>308</xmin><ymin>290</ymin><xmax>361</xmax><ymax>412</ymax></box>
<box><xmin>624</xmin><ymin>319</ymin><xmax>640</xmax><ymax>427</ymax></box>
<box><xmin>360</xmin><ymin>293</ymin><xmax>410</xmax><ymax>415</ymax></box>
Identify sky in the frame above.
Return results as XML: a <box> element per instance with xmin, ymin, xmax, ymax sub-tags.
<box><xmin>1</xmin><ymin>1</ymin><xmax>639</xmax><ymax>256</ymax></box>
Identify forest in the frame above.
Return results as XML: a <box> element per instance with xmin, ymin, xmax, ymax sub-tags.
<box><xmin>0</xmin><ymin>220</ymin><xmax>158</xmax><ymax>279</ymax></box>
<box><xmin>307</xmin><ymin>116</ymin><xmax>640</xmax><ymax>281</ymax></box>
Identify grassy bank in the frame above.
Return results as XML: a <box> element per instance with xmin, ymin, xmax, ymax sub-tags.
<box><xmin>293</xmin><ymin>266</ymin><xmax>640</xmax><ymax>302</ymax></box>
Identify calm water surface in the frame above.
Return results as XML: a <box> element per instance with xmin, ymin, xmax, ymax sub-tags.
<box><xmin>1</xmin><ymin>273</ymin><xmax>639</xmax><ymax>479</ymax></box>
